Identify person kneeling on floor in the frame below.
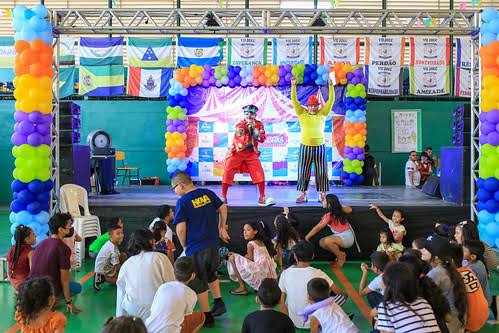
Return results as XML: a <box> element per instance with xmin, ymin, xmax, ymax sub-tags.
<box><xmin>94</xmin><ymin>222</ymin><xmax>127</xmax><ymax>291</ymax></box>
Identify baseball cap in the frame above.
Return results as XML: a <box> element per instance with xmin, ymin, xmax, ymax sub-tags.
<box><xmin>421</xmin><ymin>233</ymin><xmax>453</xmax><ymax>262</ymax></box>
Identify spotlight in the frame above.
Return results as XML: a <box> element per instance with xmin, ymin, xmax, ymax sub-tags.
<box><xmin>205</xmin><ymin>13</ymin><xmax>220</xmax><ymax>27</ymax></box>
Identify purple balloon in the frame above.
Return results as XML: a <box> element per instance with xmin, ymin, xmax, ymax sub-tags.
<box><xmin>36</xmin><ymin>124</ymin><xmax>50</xmax><ymax>135</ymax></box>
<box><xmin>167</xmin><ymin>125</ymin><xmax>176</xmax><ymax>132</ymax></box>
<box><xmin>284</xmin><ymin>64</ymin><xmax>292</xmax><ymax>72</ymax></box>
<box><xmin>344</xmin><ymin>146</ymin><xmax>352</xmax><ymax>154</ymax></box>
<box><xmin>173</xmin><ymin>119</ymin><xmax>182</xmax><ymax>126</ymax></box>
<box><xmin>486</xmin><ymin>109</ymin><xmax>499</xmax><ymax>123</ymax></box>
<box><xmin>234</xmin><ymin>76</ymin><xmax>242</xmax><ymax>84</ymax></box>
<box><xmin>42</xmin><ymin>135</ymin><xmax>51</xmax><ymax>145</ymax></box>
<box><xmin>19</xmin><ymin>120</ymin><xmax>36</xmax><ymax>135</ymax></box>
<box><xmin>166</xmin><ymin>120</ymin><xmax>173</xmax><ymax>126</ymax></box>
<box><xmin>480</xmin><ymin>112</ymin><xmax>489</xmax><ymax>122</ymax></box>
<box><xmin>351</xmin><ymin>77</ymin><xmax>360</xmax><ymax>85</ymax></box>
<box><xmin>208</xmin><ymin>77</ymin><xmax>216</xmax><ymax>84</ymax></box>
<box><xmin>357</xmin><ymin>154</ymin><xmax>365</xmax><ymax>161</ymax></box>
<box><xmin>481</xmin><ymin>121</ymin><xmax>496</xmax><ymax>135</ymax></box>
<box><xmin>234</xmin><ymin>66</ymin><xmax>241</xmax><ymax>74</ymax></box>
<box><xmin>487</xmin><ymin>131</ymin><xmax>499</xmax><ymax>145</ymax></box>
<box><xmin>202</xmin><ymin>80</ymin><xmax>210</xmax><ymax>88</ymax></box>
<box><xmin>228</xmin><ymin>71</ymin><xmax>236</xmax><ymax>79</ymax></box>
<box><xmin>346</xmin><ymin>72</ymin><xmax>354</xmax><ymax>81</ymax></box>
<box><xmin>14</xmin><ymin>111</ymin><xmax>28</xmax><ymax>122</ymax></box>
<box><xmin>28</xmin><ymin>111</ymin><xmax>43</xmax><ymax>123</ymax></box>
<box><xmin>204</xmin><ymin>64</ymin><xmax>212</xmax><ymax>71</ymax></box>
<box><xmin>278</xmin><ymin>68</ymin><xmax>285</xmax><ymax>76</ymax></box>
<box><xmin>11</xmin><ymin>133</ymin><xmax>27</xmax><ymax>146</ymax></box>
<box><xmin>228</xmin><ymin>80</ymin><xmax>236</xmax><ymax>88</ymax></box>
<box><xmin>496</xmin><ymin>123</ymin><xmax>499</xmax><ymax>132</ymax></box>
<box><xmin>354</xmin><ymin>68</ymin><xmax>364</xmax><ymax>78</ymax></box>
<box><xmin>27</xmin><ymin>132</ymin><xmax>43</xmax><ymax>146</ymax></box>
<box><xmin>177</xmin><ymin>125</ymin><xmax>186</xmax><ymax>133</ymax></box>
<box><xmin>202</xmin><ymin>71</ymin><xmax>210</xmax><ymax>79</ymax></box>
<box><xmin>479</xmin><ymin>133</ymin><xmax>487</xmax><ymax>144</ymax></box>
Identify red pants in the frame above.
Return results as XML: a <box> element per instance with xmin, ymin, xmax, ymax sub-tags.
<box><xmin>223</xmin><ymin>149</ymin><xmax>265</xmax><ymax>185</ymax></box>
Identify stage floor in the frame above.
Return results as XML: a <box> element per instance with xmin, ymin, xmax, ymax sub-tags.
<box><xmin>88</xmin><ymin>185</ymin><xmax>458</xmax><ymax>208</ymax></box>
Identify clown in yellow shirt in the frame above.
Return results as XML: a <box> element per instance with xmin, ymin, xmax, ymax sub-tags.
<box><xmin>291</xmin><ymin>77</ymin><xmax>335</xmax><ymax>203</ymax></box>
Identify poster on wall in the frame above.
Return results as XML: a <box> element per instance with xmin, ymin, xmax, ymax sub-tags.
<box><xmin>272</xmin><ymin>37</ymin><xmax>313</xmax><ymax>65</ymax></box>
<box><xmin>227</xmin><ymin>38</ymin><xmax>267</xmax><ymax>65</ymax></box>
<box><xmin>391</xmin><ymin>109</ymin><xmax>422</xmax><ymax>153</ymax></box>
<box><xmin>319</xmin><ymin>37</ymin><xmax>360</xmax><ymax>65</ymax></box>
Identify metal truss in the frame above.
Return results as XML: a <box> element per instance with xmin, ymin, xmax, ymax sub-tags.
<box><xmin>51</xmin><ymin>37</ymin><xmax>61</xmax><ymax>215</ymax></box>
<box><xmin>50</xmin><ymin>8</ymin><xmax>479</xmax><ymax>36</ymax></box>
<box><xmin>470</xmin><ymin>13</ymin><xmax>481</xmax><ymax>220</ymax></box>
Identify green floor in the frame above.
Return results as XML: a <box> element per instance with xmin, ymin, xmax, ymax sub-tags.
<box><xmin>0</xmin><ymin>209</ymin><xmax>498</xmax><ymax>332</ymax></box>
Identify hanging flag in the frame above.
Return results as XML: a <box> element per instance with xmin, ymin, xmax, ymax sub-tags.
<box><xmin>227</xmin><ymin>38</ymin><xmax>267</xmax><ymax>66</ymax></box>
<box><xmin>0</xmin><ymin>37</ymin><xmax>15</xmax><ymax>82</ymax></box>
<box><xmin>365</xmin><ymin>37</ymin><xmax>405</xmax><ymax>96</ymax></box>
<box><xmin>177</xmin><ymin>37</ymin><xmax>223</xmax><ymax>67</ymax></box>
<box><xmin>59</xmin><ymin>37</ymin><xmax>76</xmax><ymax>65</ymax></box>
<box><xmin>78</xmin><ymin>65</ymin><xmax>124</xmax><ymax>96</ymax></box>
<box><xmin>55</xmin><ymin>66</ymin><xmax>76</xmax><ymax>98</ymax></box>
<box><xmin>127</xmin><ymin>66</ymin><xmax>172</xmax><ymax>98</ymax></box>
<box><xmin>272</xmin><ymin>37</ymin><xmax>313</xmax><ymax>65</ymax></box>
<box><xmin>127</xmin><ymin>37</ymin><xmax>173</xmax><ymax>68</ymax></box>
<box><xmin>319</xmin><ymin>37</ymin><xmax>360</xmax><ymax>65</ymax></box>
<box><xmin>455</xmin><ymin>67</ymin><xmax>479</xmax><ymax>98</ymax></box>
<box><xmin>79</xmin><ymin>37</ymin><xmax>124</xmax><ymax>66</ymax></box>
<box><xmin>456</xmin><ymin>37</ymin><xmax>473</xmax><ymax>69</ymax></box>
<box><xmin>409</xmin><ymin>37</ymin><xmax>450</xmax><ymax>95</ymax></box>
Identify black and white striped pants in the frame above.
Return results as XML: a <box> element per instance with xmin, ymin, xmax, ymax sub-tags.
<box><xmin>297</xmin><ymin>144</ymin><xmax>329</xmax><ymax>192</ymax></box>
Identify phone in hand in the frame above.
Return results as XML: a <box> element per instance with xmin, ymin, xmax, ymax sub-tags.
<box><xmin>329</xmin><ymin>72</ymin><xmax>337</xmax><ymax>85</ymax></box>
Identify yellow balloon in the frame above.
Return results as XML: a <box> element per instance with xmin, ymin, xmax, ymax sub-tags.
<box><xmin>38</xmin><ymin>102</ymin><xmax>53</xmax><ymax>114</ymax></box>
<box><xmin>20</xmin><ymin>99</ymin><xmax>36</xmax><ymax>112</ymax></box>
<box><xmin>482</xmin><ymin>75</ymin><xmax>499</xmax><ymax>88</ymax></box>
<box><xmin>39</xmin><ymin>77</ymin><xmax>52</xmax><ymax>91</ymax></box>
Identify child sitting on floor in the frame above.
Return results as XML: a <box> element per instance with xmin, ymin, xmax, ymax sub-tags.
<box><xmin>359</xmin><ymin>251</ymin><xmax>390</xmax><ymax>309</ymax></box>
<box><xmin>7</xmin><ymin>224</ymin><xmax>36</xmax><ymax>289</ymax></box>
<box><xmin>241</xmin><ymin>278</ymin><xmax>295</xmax><ymax>333</ymax></box>
<box><xmin>101</xmin><ymin>316</ymin><xmax>148</xmax><ymax>333</ymax></box>
<box><xmin>145</xmin><ymin>257</ymin><xmax>205</xmax><ymax>333</ymax></box>
<box><xmin>89</xmin><ymin>217</ymin><xmax>124</xmax><ymax>257</ymax></box>
<box><xmin>94</xmin><ymin>222</ymin><xmax>126</xmax><ymax>291</ymax></box>
<box><xmin>152</xmin><ymin>221</ymin><xmax>175</xmax><ymax>264</ymax></box>
<box><xmin>227</xmin><ymin>221</ymin><xmax>277</xmax><ymax>295</ymax></box>
<box><xmin>301</xmin><ymin>278</ymin><xmax>359</xmax><ymax>333</ymax></box>
<box><xmin>273</xmin><ymin>211</ymin><xmax>301</xmax><ymax>272</ymax></box>
<box><xmin>463</xmin><ymin>240</ymin><xmax>492</xmax><ymax>305</ymax></box>
<box><xmin>15</xmin><ymin>276</ymin><xmax>67</xmax><ymax>333</ymax></box>
<box><xmin>278</xmin><ymin>241</ymin><xmax>347</xmax><ymax>329</ymax></box>
<box><xmin>376</xmin><ymin>229</ymin><xmax>403</xmax><ymax>260</ymax></box>
<box><xmin>369</xmin><ymin>204</ymin><xmax>406</xmax><ymax>246</ymax></box>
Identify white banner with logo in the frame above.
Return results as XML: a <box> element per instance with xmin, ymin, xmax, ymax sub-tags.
<box><xmin>409</xmin><ymin>37</ymin><xmax>450</xmax><ymax>95</ymax></box>
<box><xmin>365</xmin><ymin>37</ymin><xmax>405</xmax><ymax>96</ymax></box>
<box><xmin>272</xmin><ymin>37</ymin><xmax>313</xmax><ymax>65</ymax></box>
<box><xmin>319</xmin><ymin>37</ymin><xmax>360</xmax><ymax>65</ymax></box>
<box><xmin>227</xmin><ymin>38</ymin><xmax>267</xmax><ymax>66</ymax></box>
<box><xmin>455</xmin><ymin>67</ymin><xmax>479</xmax><ymax>99</ymax></box>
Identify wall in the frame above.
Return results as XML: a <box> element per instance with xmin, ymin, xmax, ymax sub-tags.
<box><xmin>0</xmin><ymin>99</ymin><xmax>462</xmax><ymax>205</ymax></box>
<box><xmin>366</xmin><ymin>100</ymin><xmax>462</xmax><ymax>185</ymax></box>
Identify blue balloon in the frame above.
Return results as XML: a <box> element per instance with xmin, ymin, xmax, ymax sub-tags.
<box><xmin>39</xmin><ymin>202</ymin><xmax>50</xmax><ymax>212</ymax></box>
<box><xmin>13</xmin><ymin>5</ymin><xmax>29</xmax><ymax>19</ymax></box>
<box><xmin>484</xmin><ymin>177</ymin><xmax>499</xmax><ymax>192</ymax></box>
<box><xmin>481</xmin><ymin>233</ymin><xmax>496</xmax><ymax>248</ymax></box>
<box><xmin>477</xmin><ymin>200</ymin><xmax>487</xmax><ymax>212</ymax></box>
<box><xmin>482</xmin><ymin>7</ymin><xmax>498</xmax><ymax>23</ymax></box>
<box><xmin>341</xmin><ymin>171</ymin><xmax>349</xmax><ymax>179</ymax></box>
<box><xmin>485</xmin><ymin>222</ymin><xmax>499</xmax><ymax>237</ymax></box>
<box><xmin>12</xmin><ymin>18</ymin><xmax>24</xmax><ymax>31</ymax></box>
<box><xmin>40</xmin><ymin>223</ymin><xmax>49</xmax><ymax>235</ymax></box>
<box><xmin>28</xmin><ymin>180</ymin><xmax>44</xmax><ymax>194</ymax></box>
<box><xmin>27</xmin><ymin>201</ymin><xmax>41</xmax><ymax>215</ymax></box>
<box><xmin>10</xmin><ymin>199</ymin><xmax>26</xmax><ymax>213</ymax></box>
<box><xmin>34</xmin><ymin>233</ymin><xmax>48</xmax><ymax>247</ymax></box>
<box><xmin>477</xmin><ymin>188</ymin><xmax>493</xmax><ymax>201</ymax></box>
<box><xmin>32</xmin><ymin>3</ymin><xmax>49</xmax><ymax>18</ymax></box>
<box><xmin>12</xmin><ymin>180</ymin><xmax>27</xmax><ymax>192</ymax></box>
<box><xmin>357</xmin><ymin>175</ymin><xmax>365</xmax><ymax>184</ymax></box>
<box><xmin>35</xmin><ymin>211</ymin><xmax>50</xmax><ymax>225</ymax></box>
<box><xmin>489</xmin><ymin>18</ymin><xmax>499</xmax><ymax>34</ymax></box>
<box><xmin>344</xmin><ymin>179</ymin><xmax>353</xmax><ymax>186</ymax></box>
<box><xmin>21</xmin><ymin>29</ymin><xmax>36</xmax><ymax>42</ymax></box>
<box><xmin>477</xmin><ymin>177</ymin><xmax>485</xmax><ymax>188</ymax></box>
<box><xmin>43</xmin><ymin>180</ymin><xmax>54</xmax><ymax>192</ymax></box>
<box><xmin>18</xmin><ymin>189</ymin><xmax>35</xmax><ymax>204</ymax></box>
<box><xmin>478</xmin><ymin>210</ymin><xmax>495</xmax><ymax>224</ymax></box>
<box><xmin>10</xmin><ymin>222</ymin><xmax>20</xmax><ymax>236</ymax></box>
<box><xmin>17</xmin><ymin>211</ymin><xmax>34</xmax><ymax>224</ymax></box>
<box><xmin>36</xmin><ymin>192</ymin><xmax>50</xmax><ymax>203</ymax></box>
<box><xmin>482</xmin><ymin>32</ymin><xmax>496</xmax><ymax>46</ymax></box>
<box><xmin>39</xmin><ymin>31</ymin><xmax>53</xmax><ymax>45</ymax></box>
<box><xmin>486</xmin><ymin>199</ymin><xmax>499</xmax><ymax>213</ymax></box>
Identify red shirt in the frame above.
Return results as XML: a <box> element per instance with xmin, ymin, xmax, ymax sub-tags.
<box><xmin>323</xmin><ymin>213</ymin><xmax>351</xmax><ymax>233</ymax></box>
<box><xmin>419</xmin><ymin>162</ymin><xmax>432</xmax><ymax>182</ymax></box>
<box><xmin>7</xmin><ymin>244</ymin><xmax>32</xmax><ymax>289</ymax></box>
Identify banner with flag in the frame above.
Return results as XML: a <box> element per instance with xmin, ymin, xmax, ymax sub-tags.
<box><xmin>227</xmin><ymin>38</ymin><xmax>267</xmax><ymax>66</ymax></box>
<box><xmin>79</xmin><ymin>37</ymin><xmax>124</xmax><ymax>66</ymax></box>
<box><xmin>128</xmin><ymin>37</ymin><xmax>173</xmax><ymax>68</ymax></box>
<box><xmin>272</xmin><ymin>37</ymin><xmax>313</xmax><ymax>65</ymax></box>
<box><xmin>319</xmin><ymin>37</ymin><xmax>360</xmax><ymax>65</ymax></box>
<box><xmin>409</xmin><ymin>37</ymin><xmax>450</xmax><ymax>95</ymax></box>
<box><xmin>59</xmin><ymin>37</ymin><xmax>76</xmax><ymax>65</ymax></box>
<box><xmin>456</xmin><ymin>37</ymin><xmax>472</xmax><ymax>69</ymax></box>
<box><xmin>55</xmin><ymin>66</ymin><xmax>76</xmax><ymax>98</ymax></box>
<box><xmin>177</xmin><ymin>37</ymin><xmax>223</xmax><ymax>68</ymax></box>
<box><xmin>79</xmin><ymin>65</ymin><xmax>124</xmax><ymax>96</ymax></box>
<box><xmin>127</xmin><ymin>66</ymin><xmax>173</xmax><ymax>98</ymax></box>
<box><xmin>365</xmin><ymin>37</ymin><xmax>405</xmax><ymax>96</ymax></box>
<box><xmin>0</xmin><ymin>37</ymin><xmax>15</xmax><ymax>82</ymax></box>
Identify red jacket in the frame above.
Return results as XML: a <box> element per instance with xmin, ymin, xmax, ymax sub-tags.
<box><xmin>227</xmin><ymin>119</ymin><xmax>266</xmax><ymax>157</ymax></box>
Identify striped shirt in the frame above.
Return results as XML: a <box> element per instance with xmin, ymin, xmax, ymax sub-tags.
<box><xmin>377</xmin><ymin>298</ymin><xmax>440</xmax><ymax>333</ymax></box>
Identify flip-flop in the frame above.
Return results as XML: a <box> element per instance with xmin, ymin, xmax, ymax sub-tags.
<box><xmin>229</xmin><ymin>288</ymin><xmax>248</xmax><ymax>295</ymax></box>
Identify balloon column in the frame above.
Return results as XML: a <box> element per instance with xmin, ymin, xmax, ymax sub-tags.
<box><xmin>341</xmin><ymin>68</ymin><xmax>368</xmax><ymax>186</ymax></box>
<box><xmin>9</xmin><ymin>4</ymin><xmax>53</xmax><ymax>246</ymax></box>
<box><xmin>477</xmin><ymin>7</ymin><xmax>499</xmax><ymax>248</ymax></box>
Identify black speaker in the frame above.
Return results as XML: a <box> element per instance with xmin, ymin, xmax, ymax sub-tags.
<box><xmin>440</xmin><ymin>146</ymin><xmax>470</xmax><ymax>206</ymax></box>
<box><xmin>422</xmin><ymin>175</ymin><xmax>441</xmax><ymax>197</ymax></box>
<box><xmin>60</xmin><ymin>145</ymin><xmax>91</xmax><ymax>192</ymax></box>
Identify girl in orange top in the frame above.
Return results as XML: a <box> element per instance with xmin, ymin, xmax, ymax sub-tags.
<box><xmin>15</xmin><ymin>276</ymin><xmax>67</xmax><ymax>333</ymax></box>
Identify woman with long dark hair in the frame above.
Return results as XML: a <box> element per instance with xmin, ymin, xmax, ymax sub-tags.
<box><xmin>116</xmin><ymin>229</ymin><xmax>174</xmax><ymax>320</ymax></box>
<box><xmin>7</xmin><ymin>225</ymin><xmax>36</xmax><ymax>289</ymax></box>
<box><xmin>305</xmin><ymin>194</ymin><xmax>358</xmax><ymax>267</ymax></box>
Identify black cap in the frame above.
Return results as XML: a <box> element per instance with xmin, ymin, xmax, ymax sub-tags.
<box><xmin>422</xmin><ymin>234</ymin><xmax>453</xmax><ymax>262</ymax></box>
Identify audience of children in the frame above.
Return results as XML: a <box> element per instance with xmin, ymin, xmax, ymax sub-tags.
<box><xmin>151</xmin><ymin>220</ymin><xmax>175</xmax><ymax>264</ymax></box>
<box><xmin>273</xmin><ymin>212</ymin><xmax>301</xmax><ymax>272</ymax></box>
<box><xmin>305</xmin><ymin>194</ymin><xmax>358</xmax><ymax>267</ymax></box>
<box><xmin>89</xmin><ymin>217</ymin><xmax>124</xmax><ymax>257</ymax></box>
<box><xmin>241</xmin><ymin>278</ymin><xmax>295</xmax><ymax>333</ymax></box>
<box><xmin>7</xmin><ymin>224</ymin><xmax>36</xmax><ymax>289</ymax></box>
<box><xmin>376</xmin><ymin>262</ymin><xmax>441</xmax><ymax>333</ymax></box>
<box><xmin>376</xmin><ymin>229</ymin><xmax>403</xmax><ymax>259</ymax></box>
<box><xmin>94</xmin><ymin>221</ymin><xmax>126</xmax><ymax>291</ymax></box>
<box><xmin>15</xmin><ymin>276</ymin><xmax>67</xmax><ymax>333</ymax></box>
<box><xmin>116</xmin><ymin>229</ymin><xmax>174</xmax><ymax>320</ymax></box>
<box><xmin>278</xmin><ymin>241</ymin><xmax>346</xmax><ymax>329</ymax></box>
<box><xmin>303</xmin><ymin>277</ymin><xmax>359</xmax><ymax>333</ymax></box>
<box><xmin>228</xmin><ymin>221</ymin><xmax>277</xmax><ymax>295</ymax></box>
<box><xmin>145</xmin><ymin>256</ymin><xmax>205</xmax><ymax>333</ymax></box>
<box><xmin>359</xmin><ymin>251</ymin><xmax>390</xmax><ymax>309</ymax></box>
<box><xmin>369</xmin><ymin>204</ymin><xmax>406</xmax><ymax>246</ymax></box>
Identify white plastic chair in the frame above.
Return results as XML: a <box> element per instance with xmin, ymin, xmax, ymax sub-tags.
<box><xmin>60</xmin><ymin>184</ymin><xmax>101</xmax><ymax>269</ymax></box>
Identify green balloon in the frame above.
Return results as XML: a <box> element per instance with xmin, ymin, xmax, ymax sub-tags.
<box><xmin>36</xmin><ymin>145</ymin><xmax>51</xmax><ymax>158</ymax></box>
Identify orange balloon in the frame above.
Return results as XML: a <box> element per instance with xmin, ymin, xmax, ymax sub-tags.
<box><xmin>14</xmin><ymin>40</ymin><xmax>30</xmax><ymax>54</ymax></box>
<box><xmin>337</xmin><ymin>70</ymin><xmax>346</xmax><ymax>79</ymax></box>
<box><xmin>14</xmin><ymin>63</ymin><xmax>29</xmax><ymax>76</ymax></box>
<box><xmin>340</xmin><ymin>78</ymin><xmax>347</xmax><ymax>85</ymax></box>
<box><xmin>333</xmin><ymin>63</ymin><xmax>342</xmax><ymax>71</ymax></box>
<box><xmin>174</xmin><ymin>71</ymin><xmax>183</xmax><ymax>81</ymax></box>
<box><xmin>482</xmin><ymin>55</ymin><xmax>497</xmax><ymax>68</ymax></box>
<box><xmin>483</xmin><ymin>67</ymin><xmax>499</xmax><ymax>77</ymax></box>
<box><xmin>30</xmin><ymin>39</ymin><xmax>47</xmax><ymax>52</ymax></box>
<box><xmin>30</xmin><ymin>63</ymin><xmax>47</xmax><ymax>77</ymax></box>
<box><xmin>177</xmin><ymin>152</ymin><xmax>186</xmax><ymax>160</ymax></box>
<box><xmin>20</xmin><ymin>50</ymin><xmax>38</xmax><ymax>65</ymax></box>
<box><xmin>38</xmin><ymin>53</ymin><xmax>53</xmax><ymax>66</ymax></box>
<box><xmin>168</xmin><ymin>152</ymin><xmax>174</xmax><ymax>159</ymax></box>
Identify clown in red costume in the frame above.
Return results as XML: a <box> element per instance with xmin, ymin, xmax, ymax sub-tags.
<box><xmin>222</xmin><ymin>105</ymin><xmax>275</xmax><ymax>206</ymax></box>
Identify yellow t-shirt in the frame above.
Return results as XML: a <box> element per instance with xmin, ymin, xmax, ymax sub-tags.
<box><xmin>291</xmin><ymin>83</ymin><xmax>335</xmax><ymax>146</ymax></box>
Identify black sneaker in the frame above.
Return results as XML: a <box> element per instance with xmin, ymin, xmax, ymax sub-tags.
<box><xmin>93</xmin><ymin>273</ymin><xmax>104</xmax><ymax>291</ymax></box>
<box><xmin>211</xmin><ymin>300</ymin><xmax>227</xmax><ymax>317</ymax></box>
<box><xmin>203</xmin><ymin>313</ymin><xmax>215</xmax><ymax>328</ymax></box>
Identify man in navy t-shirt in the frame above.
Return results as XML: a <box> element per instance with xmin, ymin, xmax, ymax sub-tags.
<box><xmin>171</xmin><ymin>171</ymin><xmax>229</xmax><ymax>328</ymax></box>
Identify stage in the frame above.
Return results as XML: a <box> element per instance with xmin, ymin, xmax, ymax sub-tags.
<box><xmin>88</xmin><ymin>185</ymin><xmax>469</xmax><ymax>260</ymax></box>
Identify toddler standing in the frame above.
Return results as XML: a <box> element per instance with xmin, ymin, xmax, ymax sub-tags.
<box><xmin>370</xmin><ymin>204</ymin><xmax>406</xmax><ymax>246</ymax></box>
